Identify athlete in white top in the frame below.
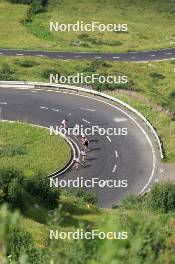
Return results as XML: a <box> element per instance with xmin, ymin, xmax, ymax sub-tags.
<box><xmin>80</xmin><ymin>150</ymin><xmax>86</xmax><ymax>162</ymax></box>
<box><xmin>60</xmin><ymin>118</ymin><xmax>68</xmax><ymax>129</ymax></box>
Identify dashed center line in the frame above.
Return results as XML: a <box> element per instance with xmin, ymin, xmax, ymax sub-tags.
<box><xmin>115</xmin><ymin>150</ymin><xmax>118</xmax><ymax>158</ymax></box>
<box><xmin>51</xmin><ymin>108</ymin><xmax>59</xmax><ymax>112</ymax></box>
<box><xmin>114</xmin><ymin>117</ymin><xmax>127</xmax><ymax>122</ymax></box>
<box><xmin>112</xmin><ymin>164</ymin><xmax>117</xmax><ymax>173</ymax></box>
<box><xmin>40</xmin><ymin>106</ymin><xmax>49</xmax><ymax>110</ymax></box>
<box><xmin>82</xmin><ymin>118</ymin><xmax>91</xmax><ymax>124</ymax></box>
<box><xmin>106</xmin><ymin>136</ymin><xmax>112</xmax><ymax>142</ymax></box>
<box><xmin>80</xmin><ymin>107</ymin><xmax>96</xmax><ymax>112</ymax></box>
<box><xmin>0</xmin><ymin>102</ymin><xmax>7</xmax><ymax>105</ymax></box>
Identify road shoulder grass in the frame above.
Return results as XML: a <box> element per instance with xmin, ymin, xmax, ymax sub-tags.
<box><xmin>0</xmin><ymin>121</ymin><xmax>71</xmax><ymax>178</ymax></box>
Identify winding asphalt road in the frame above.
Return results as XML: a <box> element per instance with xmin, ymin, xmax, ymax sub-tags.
<box><xmin>0</xmin><ymin>48</ymin><xmax>175</xmax><ymax>61</ymax></box>
<box><xmin>0</xmin><ymin>86</ymin><xmax>158</xmax><ymax>207</ymax></box>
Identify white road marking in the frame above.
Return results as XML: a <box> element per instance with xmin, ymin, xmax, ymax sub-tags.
<box><xmin>106</xmin><ymin>136</ymin><xmax>111</xmax><ymax>142</ymax></box>
<box><xmin>112</xmin><ymin>164</ymin><xmax>117</xmax><ymax>173</ymax></box>
<box><xmin>114</xmin><ymin>117</ymin><xmax>127</xmax><ymax>122</ymax></box>
<box><xmin>150</xmin><ymin>54</ymin><xmax>156</xmax><ymax>57</ymax></box>
<box><xmin>113</xmin><ymin>56</ymin><xmax>120</xmax><ymax>59</ymax></box>
<box><xmin>58</xmin><ymin>55</ymin><xmax>63</xmax><ymax>58</ymax></box>
<box><xmin>40</xmin><ymin>106</ymin><xmax>49</xmax><ymax>110</ymax></box>
<box><xmin>95</xmin><ymin>56</ymin><xmax>102</xmax><ymax>59</ymax></box>
<box><xmin>16</xmin><ymin>54</ymin><xmax>23</xmax><ymax>56</ymax></box>
<box><xmin>80</xmin><ymin>107</ymin><xmax>96</xmax><ymax>112</ymax></box>
<box><xmin>74</xmin><ymin>55</ymin><xmax>81</xmax><ymax>58</ymax></box>
<box><xmin>166</xmin><ymin>52</ymin><xmax>172</xmax><ymax>55</ymax></box>
<box><xmin>68</xmin><ymin>113</ymin><xmax>72</xmax><ymax>116</ymax></box>
<box><xmin>5</xmin><ymin>87</ymin><xmax>157</xmax><ymax>194</ymax></box>
<box><xmin>37</xmin><ymin>54</ymin><xmax>44</xmax><ymax>57</ymax></box>
<box><xmin>51</xmin><ymin>108</ymin><xmax>59</xmax><ymax>112</ymax></box>
<box><xmin>115</xmin><ymin>150</ymin><xmax>118</xmax><ymax>158</ymax></box>
<box><xmin>82</xmin><ymin>118</ymin><xmax>91</xmax><ymax>124</ymax></box>
<box><xmin>0</xmin><ymin>102</ymin><xmax>7</xmax><ymax>105</ymax></box>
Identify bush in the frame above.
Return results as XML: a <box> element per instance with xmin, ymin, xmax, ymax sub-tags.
<box><xmin>0</xmin><ymin>167</ymin><xmax>24</xmax><ymax>194</ymax></box>
<box><xmin>24</xmin><ymin>175</ymin><xmax>59</xmax><ymax>209</ymax></box>
<box><xmin>25</xmin><ymin>0</ymin><xmax>47</xmax><ymax>22</ymax></box>
<box><xmin>122</xmin><ymin>194</ymin><xmax>143</xmax><ymax>209</ymax></box>
<box><xmin>7</xmin><ymin>178</ymin><xmax>25</xmax><ymax>210</ymax></box>
<box><xmin>8</xmin><ymin>0</ymin><xmax>32</xmax><ymax>3</ymax></box>
<box><xmin>147</xmin><ymin>182</ymin><xmax>175</xmax><ymax>213</ymax></box>
<box><xmin>0</xmin><ymin>144</ymin><xmax>27</xmax><ymax>157</ymax></box>
<box><xmin>72</xmin><ymin>188</ymin><xmax>98</xmax><ymax>206</ymax></box>
<box><xmin>149</xmin><ymin>72</ymin><xmax>165</xmax><ymax>80</ymax></box>
<box><xmin>15</xmin><ymin>60</ymin><xmax>39</xmax><ymax>68</ymax></box>
<box><xmin>93</xmin><ymin>81</ymin><xmax>129</xmax><ymax>91</ymax></box>
<box><xmin>0</xmin><ymin>63</ymin><xmax>16</xmax><ymax>81</ymax></box>
<box><xmin>42</xmin><ymin>69</ymin><xmax>60</xmax><ymax>80</ymax></box>
<box><xmin>7</xmin><ymin>229</ymin><xmax>41</xmax><ymax>263</ymax></box>
<box><xmin>0</xmin><ymin>167</ymin><xmax>25</xmax><ymax>210</ymax></box>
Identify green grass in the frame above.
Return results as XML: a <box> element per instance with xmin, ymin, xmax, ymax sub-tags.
<box><xmin>0</xmin><ymin>121</ymin><xmax>71</xmax><ymax>177</ymax></box>
<box><xmin>1</xmin><ymin>185</ymin><xmax>175</xmax><ymax>263</ymax></box>
<box><xmin>1</xmin><ymin>0</ymin><xmax>175</xmax><ymax>52</ymax></box>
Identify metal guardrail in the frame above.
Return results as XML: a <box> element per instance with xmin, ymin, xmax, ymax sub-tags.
<box><xmin>0</xmin><ymin>81</ymin><xmax>164</xmax><ymax>159</ymax></box>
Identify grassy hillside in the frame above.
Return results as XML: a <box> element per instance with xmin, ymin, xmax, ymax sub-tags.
<box><xmin>0</xmin><ymin>182</ymin><xmax>175</xmax><ymax>263</ymax></box>
<box><xmin>0</xmin><ymin>0</ymin><xmax>175</xmax><ymax>51</ymax></box>
<box><xmin>0</xmin><ymin>56</ymin><xmax>175</xmax><ymax>161</ymax></box>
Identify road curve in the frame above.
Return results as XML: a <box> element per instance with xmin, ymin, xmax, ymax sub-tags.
<box><xmin>0</xmin><ymin>48</ymin><xmax>175</xmax><ymax>62</ymax></box>
<box><xmin>0</xmin><ymin>87</ymin><xmax>158</xmax><ymax>207</ymax></box>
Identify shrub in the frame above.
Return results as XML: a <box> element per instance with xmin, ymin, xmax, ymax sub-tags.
<box><xmin>8</xmin><ymin>0</ymin><xmax>32</xmax><ymax>3</ymax></box>
<box><xmin>0</xmin><ymin>167</ymin><xmax>24</xmax><ymax>194</ymax></box>
<box><xmin>7</xmin><ymin>178</ymin><xmax>25</xmax><ymax>210</ymax></box>
<box><xmin>15</xmin><ymin>60</ymin><xmax>39</xmax><ymax>68</ymax></box>
<box><xmin>122</xmin><ymin>194</ymin><xmax>143</xmax><ymax>209</ymax></box>
<box><xmin>0</xmin><ymin>145</ymin><xmax>27</xmax><ymax>157</ymax></box>
<box><xmin>73</xmin><ymin>188</ymin><xmax>98</xmax><ymax>206</ymax></box>
<box><xmin>7</xmin><ymin>229</ymin><xmax>41</xmax><ymax>263</ymax></box>
<box><xmin>25</xmin><ymin>175</ymin><xmax>59</xmax><ymax>209</ymax></box>
<box><xmin>149</xmin><ymin>72</ymin><xmax>165</xmax><ymax>80</ymax></box>
<box><xmin>42</xmin><ymin>69</ymin><xmax>60</xmax><ymax>80</ymax></box>
<box><xmin>0</xmin><ymin>63</ymin><xmax>16</xmax><ymax>81</ymax></box>
<box><xmin>147</xmin><ymin>182</ymin><xmax>175</xmax><ymax>213</ymax></box>
<box><xmin>93</xmin><ymin>81</ymin><xmax>129</xmax><ymax>91</ymax></box>
<box><xmin>0</xmin><ymin>167</ymin><xmax>25</xmax><ymax>210</ymax></box>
